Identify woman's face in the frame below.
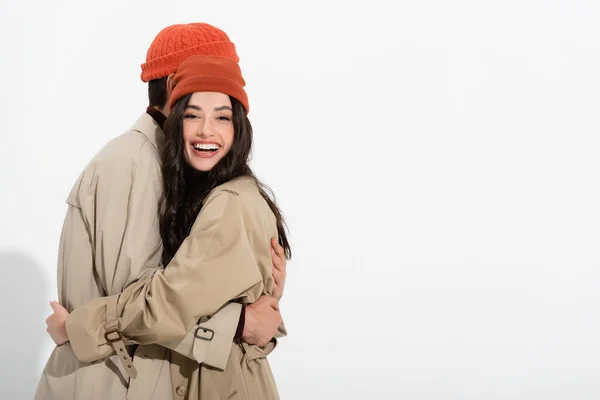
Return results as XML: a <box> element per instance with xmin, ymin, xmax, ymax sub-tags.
<box><xmin>182</xmin><ymin>92</ymin><xmax>234</xmax><ymax>172</ymax></box>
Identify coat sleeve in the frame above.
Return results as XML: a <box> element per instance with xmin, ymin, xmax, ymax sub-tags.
<box><xmin>77</xmin><ymin>140</ymin><xmax>163</xmax><ymax>295</ymax></box>
<box><xmin>66</xmin><ymin>190</ymin><xmax>264</xmax><ymax>362</ymax></box>
<box><xmin>73</xmin><ymin>140</ymin><xmax>241</xmax><ymax>365</ymax></box>
<box><xmin>57</xmin><ymin>198</ymin><xmax>95</xmax><ymax>311</ymax></box>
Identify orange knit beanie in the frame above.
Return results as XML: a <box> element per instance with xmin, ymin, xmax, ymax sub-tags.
<box><xmin>169</xmin><ymin>55</ymin><xmax>249</xmax><ymax>114</ymax></box>
<box><xmin>141</xmin><ymin>23</ymin><xmax>239</xmax><ymax>82</ymax></box>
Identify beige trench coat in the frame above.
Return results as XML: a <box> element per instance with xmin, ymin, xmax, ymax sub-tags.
<box><xmin>65</xmin><ymin>177</ymin><xmax>286</xmax><ymax>400</ymax></box>
<box><xmin>35</xmin><ymin>114</ymin><xmax>241</xmax><ymax>400</ymax></box>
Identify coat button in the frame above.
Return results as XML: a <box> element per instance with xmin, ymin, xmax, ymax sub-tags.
<box><xmin>176</xmin><ymin>385</ymin><xmax>186</xmax><ymax>396</ymax></box>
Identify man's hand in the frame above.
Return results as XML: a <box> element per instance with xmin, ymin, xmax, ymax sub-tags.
<box><xmin>270</xmin><ymin>238</ymin><xmax>287</xmax><ymax>300</ymax></box>
<box><xmin>46</xmin><ymin>301</ymin><xmax>70</xmax><ymax>345</ymax></box>
<box><xmin>243</xmin><ymin>296</ymin><xmax>282</xmax><ymax>347</ymax></box>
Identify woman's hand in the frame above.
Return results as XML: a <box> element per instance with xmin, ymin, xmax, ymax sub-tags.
<box><xmin>46</xmin><ymin>301</ymin><xmax>70</xmax><ymax>345</ymax></box>
<box><xmin>270</xmin><ymin>238</ymin><xmax>287</xmax><ymax>300</ymax></box>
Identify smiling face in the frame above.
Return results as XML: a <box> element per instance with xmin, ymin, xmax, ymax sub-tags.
<box><xmin>182</xmin><ymin>92</ymin><xmax>235</xmax><ymax>172</ymax></box>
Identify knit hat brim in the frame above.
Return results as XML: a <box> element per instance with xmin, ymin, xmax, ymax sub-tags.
<box><xmin>168</xmin><ymin>56</ymin><xmax>249</xmax><ymax>114</ymax></box>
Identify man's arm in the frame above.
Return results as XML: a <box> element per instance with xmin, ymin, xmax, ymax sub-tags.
<box><xmin>56</xmin><ymin>195</ymin><xmax>95</xmax><ymax>311</ymax></box>
<box><xmin>80</xmin><ymin>143</ymin><xmax>163</xmax><ymax>296</ymax></box>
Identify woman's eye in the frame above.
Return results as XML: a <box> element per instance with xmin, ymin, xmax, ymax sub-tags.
<box><xmin>183</xmin><ymin>114</ymin><xmax>199</xmax><ymax>119</ymax></box>
<box><xmin>217</xmin><ymin>116</ymin><xmax>231</xmax><ymax>121</ymax></box>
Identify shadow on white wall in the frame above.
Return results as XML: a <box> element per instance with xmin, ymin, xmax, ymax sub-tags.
<box><xmin>0</xmin><ymin>251</ymin><xmax>48</xmax><ymax>399</ymax></box>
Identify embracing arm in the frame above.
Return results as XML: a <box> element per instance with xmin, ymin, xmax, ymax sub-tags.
<box><xmin>50</xmin><ymin>138</ymin><xmax>247</xmax><ymax>370</ymax></box>
<box><xmin>66</xmin><ymin>189</ymin><xmax>271</xmax><ymax>362</ymax></box>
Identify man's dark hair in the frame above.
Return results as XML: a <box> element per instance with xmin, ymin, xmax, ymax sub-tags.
<box><xmin>148</xmin><ymin>77</ymin><xmax>168</xmax><ymax>108</ymax></box>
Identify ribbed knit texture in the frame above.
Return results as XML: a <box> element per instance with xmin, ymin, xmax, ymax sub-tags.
<box><xmin>141</xmin><ymin>23</ymin><xmax>239</xmax><ymax>82</ymax></box>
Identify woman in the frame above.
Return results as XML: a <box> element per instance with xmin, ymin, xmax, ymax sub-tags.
<box><xmin>47</xmin><ymin>54</ymin><xmax>291</xmax><ymax>399</ymax></box>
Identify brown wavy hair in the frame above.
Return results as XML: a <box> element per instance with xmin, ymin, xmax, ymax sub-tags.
<box><xmin>158</xmin><ymin>93</ymin><xmax>291</xmax><ymax>266</ymax></box>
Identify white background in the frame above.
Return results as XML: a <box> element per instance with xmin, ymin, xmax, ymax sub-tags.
<box><xmin>1</xmin><ymin>0</ymin><xmax>599</xmax><ymax>399</ymax></box>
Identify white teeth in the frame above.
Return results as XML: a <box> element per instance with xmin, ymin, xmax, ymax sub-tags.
<box><xmin>194</xmin><ymin>143</ymin><xmax>219</xmax><ymax>150</ymax></box>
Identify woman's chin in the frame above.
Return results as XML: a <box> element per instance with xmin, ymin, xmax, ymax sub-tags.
<box><xmin>185</xmin><ymin>149</ymin><xmax>223</xmax><ymax>172</ymax></box>
<box><xmin>190</xmin><ymin>158</ymin><xmax>219</xmax><ymax>172</ymax></box>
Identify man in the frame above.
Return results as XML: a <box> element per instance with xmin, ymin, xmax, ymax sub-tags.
<box><xmin>36</xmin><ymin>23</ymin><xmax>286</xmax><ymax>400</ymax></box>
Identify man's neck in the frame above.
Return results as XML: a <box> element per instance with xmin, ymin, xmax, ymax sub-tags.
<box><xmin>146</xmin><ymin>106</ymin><xmax>167</xmax><ymax>130</ymax></box>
